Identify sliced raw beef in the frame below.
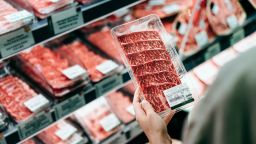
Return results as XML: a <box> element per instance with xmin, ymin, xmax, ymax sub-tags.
<box><xmin>106</xmin><ymin>91</ymin><xmax>134</xmax><ymax>123</ymax></box>
<box><xmin>206</xmin><ymin>0</ymin><xmax>246</xmax><ymax>35</ymax></box>
<box><xmin>87</xmin><ymin>28</ymin><xmax>123</xmax><ymax>64</ymax></box>
<box><xmin>0</xmin><ymin>76</ymin><xmax>37</xmax><ymax>122</ymax></box>
<box><xmin>116</xmin><ymin>31</ymin><xmax>181</xmax><ymax>113</ymax></box>
<box><xmin>37</xmin><ymin>120</ymin><xmax>83</xmax><ymax>144</ymax></box>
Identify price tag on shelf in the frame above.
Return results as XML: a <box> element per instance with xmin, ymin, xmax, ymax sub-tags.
<box><xmin>55</xmin><ymin>124</ymin><xmax>77</xmax><ymax>140</ymax></box>
<box><xmin>62</xmin><ymin>65</ymin><xmax>87</xmax><ymax>80</ymax></box>
<box><xmin>24</xmin><ymin>94</ymin><xmax>49</xmax><ymax>113</ymax></box>
<box><xmin>18</xmin><ymin>112</ymin><xmax>53</xmax><ymax>139</ymax></box>
<box><xmin>95</xmin><ymin>74</ymin><xmax>123</xmax><ymax>96</ymax></box>
<box><xmin>230</xmin><ymin>29</ymin><xmax>245</xmax><ymax>45</ymax></box>
<box><xmin>204</xmin><ymin>42</ymin><xmax>221</xmax><ymax>60</ymax></box>
<box><xmin>54</xmin><ymin>94</ymin><xmax>85</xmax><ymax>119</ymax></box>
<box><xmin>99</xmin><ymin>113</ymin><xmax>121</xmax><ymax>132</ymax></box>
<box><xmin>96</xmin><ymin>60</ymin><xmax>119</xmax><ymax>75</ymax></box>
<box><xmin>162</xmin><ymin>4</ymin><xmax>180</xmax><ymax>14</ymax></box>
<box><xmin>101</xmin><ymin>133</ymin><xmax>126</xmax><ymax>144</ymax></box>
<box><xmin>0</xmin><ymin>28</ymin><xmax>34</xmax><ymax>58</ymax></box>
<box><xmin>50</xmin><ymin>6</ymin><xmax>83</xmax><ymax>34</ymax></box>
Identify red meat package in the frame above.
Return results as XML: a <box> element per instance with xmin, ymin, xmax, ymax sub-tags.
<box><xmin>106</xmin><ymin>91</ymin><xmax>135</xmax><ymax>124</ymax></box>
<box><xmin>37</xmin><ymin>120</ymin><xmax>84</xmax><ymax>144</ymax></box>
<box><xmin>112</xmin><ymin>15</ymin><xmax>195</xmax><ymax>116</ymax></box>
<box><xmin>206</xmin><ymin>0</ymin><xmax>246</xmax><ymax>35</ymax></box>
<box><xmin>0</xmin><ymin>75</ymin><xmax>49</xmax><ymax>122</ymax></box>
<box><xmin>18</xmin><ymin>45</ymin><xmax>88</xmax><ymax>97</ymax></box>
<box><xmin>56</xmin><ymin>40</ymin><xmax>122</xmax><ymax>82</ymax></box>
<box><xmin>73</xmin><ymin>97</ymin><xmax>121</xmax><ymax>142</ymax></box>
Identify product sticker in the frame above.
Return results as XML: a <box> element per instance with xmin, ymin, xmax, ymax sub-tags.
<box><xmin>149</xmin><ymin>0</ymin><xmax>165</xmax><ymax>6</ymax></box>
<box><xmin>24</xmin><ymin>94</ymin><xmax>49</xmax><ymax>113</ymax></box>
<box><xmin>62</xmin><ymin>65</ymin><xmax>87</xmax><ymax>80</ymax></box>
<box><xmin>162</xmin><ymin>4</ymin><xmax>180</xmax><ymax>14</ymax></box>
<box><xmin>114</xmin><ymin>8</ymin><xmax>129</xmax><ymax>17</ymax></box>
<box><xmin>227</xmin><ymin>15</ymin><xmax>238</xmax><ymax>29</ymax></box>
<box><xmin>211</xmin><ymin>4</ymin><xmax>219</xmax><ymax>15</ymax></box>
<box><xmin>99</xmin><ymin>113</ymin><xmax>120</xmax><ymax>132</ymax></box>
<box><xmin>195</xmin><ymin>31</ymin><xmax>208</xmax><ymax>48</ymax></box>
<box><xmin>96</xmin><ymin>60</ymin><xmax>119</xmax><ymax>75</ymax></box>
<box><xmin>69</xmin><ymin>134</ymin><xmax>85</xmax><ymax>144</ymax></box>
<box><xmin>55</xmin><ymin>124</ymin><xmax>77</xmax><ymax>140</ymax></box>
<box><xmin>178</xmin><ymin>23</ymin><xmax>188</xmax><ymax>35</ymax></box>
<box><xmin>164</xmin><ymin>84</ymin><xmax>194</xmax><ymax>109</ymax></box>
<box><xmin>4</xmin><ymin>10</ymin><xmax>33</xmax><ymax>23</ymax></box>
<box><xmin>126</xmin><ymin>105</ymin><xmax>135</xmax><ymax>116</ymax></box>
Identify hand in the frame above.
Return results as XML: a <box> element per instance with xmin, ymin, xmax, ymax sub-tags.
<box><xmin>133</xmin><ymin>89</ymin><xmax>175</xmax><ymax>144</ymax></box>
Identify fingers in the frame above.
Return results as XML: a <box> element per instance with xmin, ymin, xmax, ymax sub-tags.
<box><xmin>141</xmin><ymin>99</ymin><xmax>155</xmax><ymax>115</ymax></box>
<box><xmin>133</xmin><ymin>89</ymin><xmax>145</xmax><ymax>117</ymax></box>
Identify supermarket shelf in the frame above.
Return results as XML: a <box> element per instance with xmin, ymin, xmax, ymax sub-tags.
<box><xmin>1</xmin><ymin>70</ymin><xmax>132</xmax><ymax>144</ymax></box>
<box><xmin>0</xmin><ymin>0</ymin><xmax>143</xmax><ymax>61</ymax></box>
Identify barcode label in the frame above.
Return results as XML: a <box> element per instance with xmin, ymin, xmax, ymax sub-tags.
<box><xmin>164</xmin><ymin>84</ymin><xmax>193</xmax><ymax>109</ymax></box>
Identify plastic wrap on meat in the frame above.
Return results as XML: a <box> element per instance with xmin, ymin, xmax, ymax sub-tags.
<box><xmin>73</xmin><ymin>97</ymin><xmax>120</xmax><ymax>142</ymax></box>
<box><xmin>106</xmin><ymin>91</ymin><xmax>134</xmax><ymax>123</ymax></box>
<box><xmin>37</xmin><ymin>120</ymin><xmax>83</xmax><ymax>144</ymax></box>
<box><xmin>0</xmin><ymin>76</ymin><xmax>37</xmax><ymax>122</ymax></box>
<box><xmin>206</xmin><ymin>0</ymin><xmax>246</xmax><ymax>35</ymax></box>
<box><xmin>87</xmin><ymin>28</ymin><xmax>123</xmax><ymax>64</ymax></box>
<box><xmin>117</xmin><ymin>31</ymin><xmax>181</xmax><ymax>113</ymax></box>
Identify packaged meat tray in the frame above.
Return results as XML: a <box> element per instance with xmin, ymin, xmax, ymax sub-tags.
<box><xmin>106</xmin><ymin>91</ymin><xmax>135</xmax><ymax>124</ymax></box>
<box><xmin>212</xmin><ymin>48</ymin><xmax>238</xmax><ymax>67</ymax></box>
<box><xmin>56</xmin><ymin>40</ymin><xmax>123</xmax><ymax>82</ymax></box>
<box><xmin>112</xmin><ymin>15</ymin><xmax>195</xmax><ymax>116</ymax></box>
<box><xmin>0</xmin><ymin>72</ymin><xmax>50</xmax><ymax>123</ymax></box>
<box><xmin>173</xmin><ymin>0</ymin><xmax>215</xmax><ymax>55</ymax></box>
<box><xmin>0</xmin><ymin>0</ymin><xmax>34</xmax><ymax>35</ymax></box>
<box><xmin>206</xmin><ymin>0</ymin><xmax>246</xmax><ymax>35</ymax></box>
<box><xmin>37</xmin><ymin>120</ymin><xmax>85</xmax><ymax>144</ymax></box>
<box><xmin>17</xmin><ymin>45</ymin><xmax>89</xmax><ymax>97</ymax></box>
<box><xmin>73</xmin><ymin>97</ymin><xmax>121</xmax><ymax>143</ymax></box>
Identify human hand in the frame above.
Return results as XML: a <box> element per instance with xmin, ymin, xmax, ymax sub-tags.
<box><xmin>133</xmin><ymin>89</ymin><xmax>175</xmax><ymax>144</ymax></box>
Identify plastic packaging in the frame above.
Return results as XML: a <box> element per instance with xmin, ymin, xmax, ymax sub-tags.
<box><xmin>112</xmin><ymin>15</ymin><xmax>195</xmax><ymax>116</ymax></box>
<box><xmin>17</xmin><ymin>45</ymin><xmax>89</xmax><ymax>97</ymax></box>
<box><xmin>0</xmin><ymin>0</ymin><xmax>35</xmax><ymax>35</ymax></box>
<box><xmin>73</xmin><ymin>97</ymin><xmax>121</xmax><ymax>143</ymax></box>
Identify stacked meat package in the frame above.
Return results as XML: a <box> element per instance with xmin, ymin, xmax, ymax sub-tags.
<box><xmin>112</xmin><ymin>15</ymin><xmax>195</xmax><ymax>115</ymax></box>
<box><xmin>0</xmin><ymin>0</ymin><xmax>34</xmax><ymax>35</ymax></box>
<box><xmin>0</xmin><ymin>74</ymin><xmax>49</xmax><ymax>122</ymax></box>
<box><xmin>206</xmin><ymin>0</ymin><xmax>246</xmax><ymax>35</ymax></box>
<box><xmin>18</xmin><ymin>45</ymin><xmax>89</xmax><ymax>97</ymax></box>
<box><xmin>56</xmin><ymin>40</ymin><xmax>122</xmax><ymax>82</ymax></box>
<box><xmin>37</xmin><ymin>120</ymin><xmax>85</xmax><ymax>144</ymax></box>
<box><xmin>73</xmin><ymin>97</ymin><xmax>121</xmax><ymax>143</ymax></box>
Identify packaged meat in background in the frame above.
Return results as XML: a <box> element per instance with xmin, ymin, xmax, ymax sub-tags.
<box><xmin>17</xmin><ymin>45</ymin><xmax>89</xmax><ymax>97</ymax></box>
<box><xmin>0</xmin><ymin>0</ymin><xmax>34</xmax><ymax>35</ymax></box>
<box><xmin>56</xmin><ymin>40</ymin><xmax>123</xmax><ymax>82</ymax></box>
<box><xmin>73</xmin><ymin>97</ymin><xmax>121</xmax><ymax>143</ymax></box>
<box><xmin>0</xmin><ymin>74</ymin><xmax>50</xmax><ymax>122</ymax></box>
<box><xmin>212</xmin><ymin>48</ymin><xmax>238</xmax><ymax>67</ymax></box>
<box><xmin>206</xmin><ymin>0</ymin><xmax>246</xmax><ymax>35</ymax></box>
<box><xmin>233</xmin><ymin>32</ymin><xmax>256</xmax><ymax>53</ymax></box>
<box><xmin>193</xmin><ymin>61</ymin><xmax>219</xmax><ymax>86</ymax></box>
<box><xmin>132</xmin><ymin>0</ymin><xmax>193</xmax><ymax>19</ymax></box>
<box><xmin>106</xmin><ymin>91</ymin><xmax>135</xmax><ymax>124</ymax></box>
<box><xmin>37</xmin><ymin>120</ymin><xmax>85</xmax><ymax>144</ymax></box>
<box><xmin>173</xmin><ymin>0</ymin><xmax>215</xmax><ymax>55</ymax></box>
<box><xmin>21</xmin><ymin>138</ymin><xmax>37</xmax><ymax>144</ymax></box>
<box><xmin>185</xmin><ymin>72</ymin><xmax>207</xmax><ymax>97</ymax></box>
<box><xmin>112</xmin><ymin>15</ymin><xmax>196</xmax><ymax>116</ymax></box>
<box><xmin>249</xmin><ymin>0</ymin><xmax>256</xmax><ymax>8</ymax></box>
<box><xmin>123</xmin><ymin>82</ymin><xmax>136</xmax><ymax>94</ymax></box>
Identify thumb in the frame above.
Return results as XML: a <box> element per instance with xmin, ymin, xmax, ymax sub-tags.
<box><xmin>141</xmin><ymin>100</ymin><xmax>155</xmax><ymax>115</ymax></box>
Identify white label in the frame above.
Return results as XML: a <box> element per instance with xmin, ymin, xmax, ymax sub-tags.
<box><xmin>227</xmin><ymin>15</ymin><xmax>238</xmax><ymax>29</ymax></box>
<box><xmin>68</xmin><ymin>134</ymin><xmax>84</xmax><ymax>144</ymax></box>
<box><xmin>149</xmin><ymin>0</ymin><xmax>165</xmax><ymax>6</ymax></box>
<box><xmin>24</xmin><ymin>94</ymin><xmax>49</xmax><ymax>113</ymax></box>
<box><xmin>195</xmin><ymin>31</ymin><xmax>208</xmax><ymax>47</ymax></box>
<box><xmin>126</xmin><ymin>105</ymin><xmax>135</xmax><ymax>116</ymax></box>
<box><xmin>199</xmin><ymin>19</ymin><xmax>206</xmax><ymax>29</ymax></box>
<box><xmin>114</xmin><ymin>8</ymin><xmax>129</xmax><ymax>17</ymax></box>
<box><xmin>178</xmin><ymin>23</ymin><xmax>188</xmax><ymax>35</ymax></box>
<box><xmin>211</xmin><ymin>4</ymin><xmax>219</xmax><ymax>15</ymax></box>
<box><xmin>55</xmin><ymin>124</ymin><xmax>77</xmax><ymax>140</ymax></box>
<box><xmin>4</xmin><ymin>10</ymin><xmax>33</xmax><ymax>23</ymax></box>
<box><xmin>163</xmin><ymin>84</ymin><xmax>193</xmax><ymax>109</ymax></box>
<box><xmin>163</xmin><ymin>4</ymin><xmax>180</xmax><ymax>14</ymax></box>
<box><xmin>62</xmin><ymin>65</ymin><xmax>86</xmax><ymax>80</ymax></box>
<box><xmin>99</xmin><ymin>113</ymin><xmax>120</xmax><ymax>132</ymax></box>
<box><xmin>50</xmin><ymin>0</ymin><xmax>60</xmax><ymax>2</ymax></box>
<box><xmin>96</xmin><ymin>60</ymin><xmax>119</xmax><ymax>75</ymax></box>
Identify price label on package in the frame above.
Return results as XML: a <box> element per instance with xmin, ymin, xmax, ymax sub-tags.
<box><xmin>99</xmin><ymin>113</ymin><xmax>121</xmax><ymax>132</ymax></box>
<box><xmin>230</xmin><ymin>29</ymin><xmax>245</xmax><ymax>45</ymax></box>
<box><xmin>55</xmin><ymin>124</ymin><xmax>77</xmax><ymax>140</ymax></box>
<box><xmin>164</xmin><ymin>84</ymin><xmax>194</xmax><ymax>109</ymax></box>
<box><xmin>0</xmin><ymin>28</ymin><xmax>35</xmax><ymax>58</ymax></box>
<box><xmin>18</xmin><ymin>112</ymin><xmax>53</xmax><ymax>139</ymax></box>
<box><xmin>54</xmin><ymin>94</ymin><xmax>85</xmax><ymax>119</ymax></box>
<box><xmin>50</xmin><ymin>6</ymin><xmax>83</xmax><ymax>34</ymax></box>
